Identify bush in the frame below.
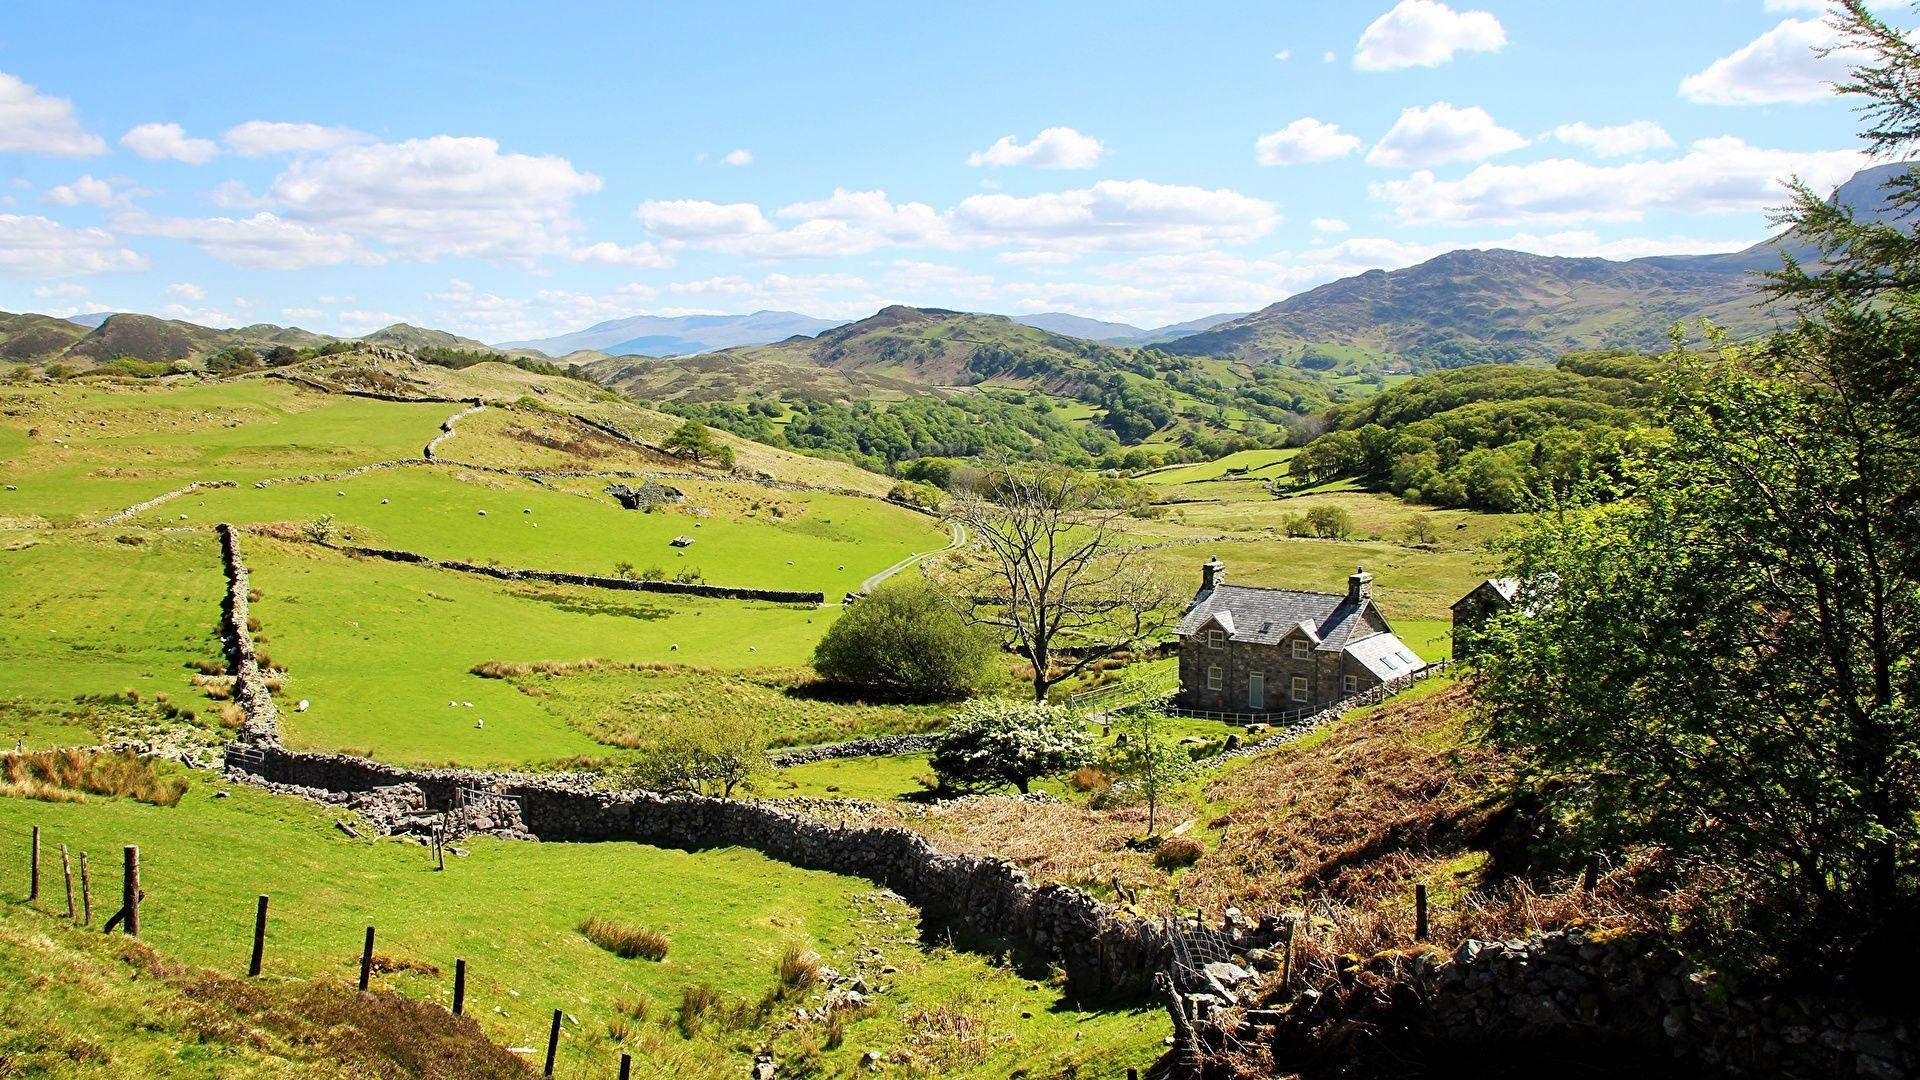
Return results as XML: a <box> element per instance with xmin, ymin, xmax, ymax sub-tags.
<box><xmin>1304</xmin><ymin>505</ymin><xmax>1354</xmax><ymax>539</ymax></box>
<box><xmin>811</xmin><ymin>578</ymin><xmax>996</xmax><ymax>700</ymax></box>
<box><xmin>930</xmin><ymin>698</ymin><xmax>1093</xmax><ymax>794</ymax></box>
<box><xmin>577</xmin><ymin>916</ymin><xmax>669</xmax><ymax>961</ymax></box>
<box><xmin>1153</xmin><ymin>836</ymin><xmax>1205</xmax><ymax>870</ymax></box>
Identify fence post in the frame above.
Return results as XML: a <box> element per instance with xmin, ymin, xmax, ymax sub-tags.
<box><xmin>249</xmin><ymin>895</ymin><xmax>269</xmax><ymax>977</ymax></box>
<box><xmin>61</xmin><ymin>845</ymin><xmax>74</xmax><ymax>918</ymax></box>
<box><xmin>453</xmin><ymin>958</ymin><xmax>466</xmax><ymax>1015</ymax></box>
<box><xmin>78</xmin><ymin>851</ymin><xmax>90</xmax><ymax>925</ymax></box>
<box><xmin>1415</xmin><ymin>883</ymin><xmax>1429</xmax><ymax>942</ymax></box>
<box><xmin>543</xmin><ymin>1008</ymin><xmax>562</xmax><ymax>1076</ymax></box>
<box><xmin>359</xmin><ymin>926</ymin><xmax>375</xmax><ymax>991</ymax></box>
<box><xmin>1280</xmin><ymin>918</ymin><xmax>1296</xmax><ymax>990</ymax></box>
<box><xmin>29</xmin><ymin>826</ymin><xmax>39</xmax><ymax>901</ymax></box>
<box><xmin>122</xmin><ymin>846</ymin><xmax>139</xmax><ymax>936</ymax></box>
<box><xmin>620</xmin><ymin>1053</ymin><xmax>632</xmax><ymax>1080</ymax></box>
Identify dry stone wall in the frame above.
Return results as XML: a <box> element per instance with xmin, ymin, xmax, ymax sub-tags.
<box><xmin>96</xmin><ymin>480</ymin><xmax>238</xmax><ymax>526</ymax></box>
<box><xmin>768</xmin><ymin>733</ymin><xmax>941</xmax><ymax>766</ymax></box>
<box><xmin>423</xmin><ymin>403</ymin><xmax>486</xmax><ymax>459</ymax></box>
<box><xmin>216</xmin><ymin>523</ymin><xmax>280</xmax><ymax>745</ymax></box>
<box><xmin>335</xmin><ymin>543</ymin><xmax>825</xmax><ymax>604</ymax></box>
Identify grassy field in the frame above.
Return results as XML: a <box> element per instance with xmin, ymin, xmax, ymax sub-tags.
<box><xmin>137</xmin><ymin>465</ymin><xmax>945</xmax><ymax>596</ymax></box>
<box><xmin>1140</xmin><ymin>448</ymin><xmax>1297</xmax><ymax>487</ymax></box>
<box><xmin>0</xmin><ymin>772</ymin><xmax>1161</xmax><ymax>1077</ymax></box>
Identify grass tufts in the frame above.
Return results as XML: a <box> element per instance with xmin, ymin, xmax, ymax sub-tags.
<box><xmin>0</xmin><ymin>749</ymin><xmax>187</xmax><ymax>807</ymax></box>
<box><xmin>577</xmin><ymin>915</ymin><xmax>669</xmax><ymax>961</ymax></box>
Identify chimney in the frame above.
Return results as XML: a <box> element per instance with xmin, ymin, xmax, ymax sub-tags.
<box><xmin>1201</xmin><ymin>557</ymin><xmax>1225</xmax><ymax>592</ymax></box>
<box><xmin>1348</xmin><ymin>565</ymin><xmax>1372</xmax><ymax>604</ymax></box>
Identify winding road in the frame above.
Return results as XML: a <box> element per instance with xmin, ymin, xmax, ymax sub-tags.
<box><xmin>859</xmin><ymin>521</ymin><xmax>969</xmax><ymax>594</ymax></box>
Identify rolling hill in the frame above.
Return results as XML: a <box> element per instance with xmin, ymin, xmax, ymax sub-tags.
<box><xmin>498</xmin><ymin>310</ymin><xmax>844</xmax><ymax>358</ymax></box>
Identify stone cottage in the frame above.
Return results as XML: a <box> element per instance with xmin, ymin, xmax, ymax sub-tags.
<box><xmin>1449</xmin><ymin>577</ymin><xmax>1521</xmax><ymax>658</ymax></box>
<box><xmin>1173</xmin><ymin>558</ymin><xmax>1424</xmax><ymax>717</ymax></box>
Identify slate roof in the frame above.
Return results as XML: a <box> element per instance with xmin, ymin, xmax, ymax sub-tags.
<box><xmin>1453</xmin><ymin>578</ymin><xmax>1521</xmax><ymax>610</ymax></box>
<box><xmin>1176</xmin><ymin>584</ymin><xmax>1384</xmax><ymax>651</ymax></box>
<box><xmin>1346</xmin><ymin>631</ymin><xmax>1425</xmax><ymax>681</ymax></box>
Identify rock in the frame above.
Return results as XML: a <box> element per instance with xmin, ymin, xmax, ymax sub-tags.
<box><xmin>859</xmin><ymin>1050</ymin><xmax>882</xmax><ymax>1070</ymax></box>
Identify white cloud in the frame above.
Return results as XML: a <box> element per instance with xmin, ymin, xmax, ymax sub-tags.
<box><xmin>1313</xmin><ymin>217</ymin><xmax>1351</xmax><ymax>233</ymax></box>
<box><xmin>224</xmin><ymin>121</ymin><xmax>371</xmax><ymax>156</ymax></box>
<box><xmin>0</xmin><ymin>214</ymin><xmax>147</xmax><ymax>277</ymax></box>
<box><xmin>639</xmin><ymin>189</ymin><xmax>947</xmax><ymax>259</ymax></box>
<box><xmin>44</xmin><ymin>174</ymin><xmax>120</xmax><ymax>208</ymax></box>
<box><xmin>1255</xmin><ymin>118</ymin><xmax>1363</xmax><ymax>165</ymax></box>
<box><xmin>966</xmin><ymin>126</ymin><xmax>1108</xmax><ymax>169</ymax></box>
<box><xmin>952</xmin><ymin>179</ymin><xmax>1281</xmax><ymax>252</ymax></box>
<box><xmin>32</xmin><ymin>282</ymin><xmax>89</xmax><ymax>299</ymax></box>
<box><xmin>281</xmin><ymin>307</ymin><xmax>323</xmax><ymax>320</ymax></box>
<box><xmin>565</xmin><ymin>240</ymin><xmax>679</xmax><ymax>268</ymax></box>
<box><xmin>1354</xmin><ymin>1</ymin><xmax>1506</xmax><ymax>71</ymax></box>
<box><xmin>1274</xmin><ymin>49</ymin><xmax>1292</xmax><ymax>61</ymax></box>
<box><xmin>121</xmin><ymin>122</ymin><xmax>219</xmax><ymax>163</ymax></box>
<box><xmin>1552</xmin><ymin>120</ymin><xmax>1677</xmax><ymax>157</ymax></box>
<box><xmin>1367</xmin><ymin>102</ymin><xmax>1528</xmax><ymax>167</ymax></box>
<box><xmin>1323</xmin><ymin>51</ymin><xmax>1338</xmax><ymax>63</ymax></box>
<box><xmin>1680</xmin><ymin>18</ymin><xmax>1860</xmax><ymax>105</ymax></box>
<box><xmin>1371</xmin><ymin>136</ymin><xmax>1867</xmax><ymax>225</ymax></box>
<box><xmin>722</xmin><ymin>148</ymin><xmax>753</xmax><ymax>166</ymax></box>
<box><xmin>336</xmin><ymin>309</ymin><xmax>416</xmax><ymax>334</ymax></box>
<box><xmin>997</xmin><ymin>249</ymin><xmax>1076</xmax><ymax>266</ymax></box>
<box><xmin>114</xmin><ymin>210</ymin><xmax>367</xmax><ymax>270</ymax></box>
<box><xmin>164</xmin><ymin>282</ymin><xmax>206</xmax><ymax>301</ymax></box>
<box><xmin>0</xmin><ymin>71</ymin><xmax>105</xmax><ymax>156</ymax></box>
<box><xmin>638</xmin><ymin>199</ymin><xmax>774</xmax><ymax>239</ymax></box>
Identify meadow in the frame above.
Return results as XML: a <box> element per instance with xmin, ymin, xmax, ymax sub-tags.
<box><xmin>0</xmin><ymin>770</ymin><xmax>1160</xmax><ymax>1078</ymax></box>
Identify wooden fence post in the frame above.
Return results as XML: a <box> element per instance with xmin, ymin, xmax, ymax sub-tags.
<box><xmin>249</xmin><ymin>895</ymin><xmax>269</xmax><ymax>977</ymax></box>
<box><xmin>78</xmin><ymin>851</ymin><xmax>90</xmax><ymax>925</ymax></box>
<box><xmin>453</xmin><ymin>958</ymin><xmax>466</xmax><ymax>1015</ymax></box>
<box><xmin>29</xmin><ymin>826</ymin><xmax>39</xmax><ymax>901</ymax></box>
<box><xmin>61</xmin><ymin>845</ymin><xmax>74</xmax><ymax>918</ymax></box>
<box><xmin>1415</xmin><ymin>883</ymin><xmax>1429</xmax><ymax>942</ymax></box>
<box><xmin>543</xmin><ymin>1008</ymin><xmax>562</xmax><ymax>1076</ymax></box>
<box><xmin>620</xmin><ymin>1052</ymin><xmax>632</xmax><ymax>1080</ymax></box>
<box><xmin>359</xmin><ymin>926</ymin><xmax>375</xmax><ymax>991</ymax></box>
<box><xmin>1581</xmin><ymin>856</ymin><xmax>1599</xmax><ymax>892</ymax></box>
<box><xmin>122</xmin><ymin>846</ymin><xmax>139</xmax><ymax>936</ymax></box>
<box><xmin>1280</xmin><ymin>917</ymin><xmax>1296</xmax><ymax>990</ymax></box>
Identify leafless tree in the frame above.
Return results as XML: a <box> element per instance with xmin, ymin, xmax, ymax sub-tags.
<box><xmin>944</xmin><ymin>461</ymin><xmax>1184</xmax><ymax>701</ymax></box>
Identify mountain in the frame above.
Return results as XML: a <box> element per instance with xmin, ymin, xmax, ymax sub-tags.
<box><xmin>362</xmin><ymin>323</ymin><xmax>502</xmax><ymax>354</ymax></box>
<box><xmin>0</xmin><ymin>312</ymin><xmax>91</xmax><ymax>362</ymax></box>
<box><xmin>58</xmin><ymin>313</ymin><xmax>329</xmax><ymax>365</ymax></box>
<box><xmin>1122</xmin><ymin>312</ymin><xmax>1250</xmax><ymax>346</ymax></box>
<box><xmin>65</xmin><ymin>312</ymin><xmax>119</xmax><ymax>329</ymax></box>
<box><xmin>1010</xmin><ymin>312</ymin><xmax>1146</xmax><ymax>341</ymax></box>
<box><xmin>498</xmin><ymin>310</ymin><xmax>844</xmax><ymax>358</ymax></box>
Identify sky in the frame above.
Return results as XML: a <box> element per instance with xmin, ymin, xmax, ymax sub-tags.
<box><xmin>0</xmin><ymin>0</ymin><xmax>1906</xmax><ymax>342</ymax></box>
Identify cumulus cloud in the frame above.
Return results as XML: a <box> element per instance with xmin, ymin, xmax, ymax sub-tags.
<box><xmin>114</xmin><ymin>210</ymin><xmax>366</xmax><ymax>270</ymax></box>
<box><xmin>121</xmin><ymin>122</ymin><xmax>220</xmax><ymax>163</ymax></box>
<box><xmin>1552</xmin><ymin>120</ymin><xmax>1676</xmax><ymax>157</ymax></box>
<box><xmin>966</xmin><ymin>126</ymin><xmax>1108</xmax><ymax>169</ymax></box>
<box><xmin>0</xmin><ymin>214</ymin><xmax>147</xmax><ymax>277</ymax></box>
<box><xmin>722</xmin><ymin>148</ymin><xmax>753</xmax><ymax>166</ymax></box>
<box><xmin>33</xmin><ymin>282</ymin><xmax>89</xmax><ymax>299</ymax></box>
<box><xmin>1313</xmin><ymin>217</ymin><xmax>1352</xmax><ymax>233</ymax></box>
<box><xmin>0</xmin><ymin>71</ymin><xmax>105</xmax><ymax>156</ymax></box>
<box><xmin>164</xmin><ymin>282</ymin><xmax>206</xmax><ymax>301</ymax></box>
<box><xmin>638</xmin><ymin>199</ymin><xmax>774</xmax><ymax>240</ymax></box>
<box><xmin>639</xmin><ymin>189</ymin><xmax>947</xmax><ymax>259</ymax></box>
<box><xmin>1680</xmin><ymin>18</ymin><xmax>1861</xmax><ymax>105</ymax></box>
<box><xmin>565</xmin><ymin>240</ymin><xmax>678</xmax><ymax>268</ymax></box>
<box><xmin>1354</xmin><ymin>1</ymin><xmax>1506</xmax><ymax>71</ymax></box>
<box><xmin>1255</xmin><ymin>118</ymin><xmax>1363</xmax><ymax>165</ymax></box>
<box><xmin>1367</xmin><ymin>102</ymin><xmax>1528</xmax><ymax>167</ymax></box>
<box><xmin>44</xmin><ymin>174</ymin><xmax>121</xmax><ymax>208</ymax></box>
<box><xmin>1274</xmin><ymin>49</ymin><xmax>1293</xmax><ymax>61</ymax></box>
<box><xmin>224</xmin><ymin>120</ymin><xmax>371</xmax><ymax>156</ymax></box>
<box><xmin>1370</xmin><ymin>136</ymin><xmax>1867</xmax><ymax>225</ymax></box>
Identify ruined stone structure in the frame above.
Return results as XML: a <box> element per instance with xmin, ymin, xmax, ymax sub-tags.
<box><xmin>1450</xmin><ymin>576</ymin><xmax>1520</xmax><ymax>658</ymax></box>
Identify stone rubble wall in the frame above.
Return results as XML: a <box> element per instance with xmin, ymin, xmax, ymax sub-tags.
<box><xmin>95</xmin><ymin>480</ymin><xmax>239</xmax><ymax>527</ymax></box>
<box><xmin>423</xmin><ymin>403</ymin><xmax>487</xmax><ymax>460</ymax></box>
<box><xmin>334</xmin><ymin>543</ymin><xmax>826</xmax><ymax>605</ymax></box>
<box><xmin>768</xmin><ymin>733</ymin><xmax>942</xmax><ymax>766</ymax></box>
<box><xmin>1252</xmin><ymin>927</ymin><xmax>1915</xmax><ymax>1080</ymax></box>
<box><xmin>215</xmin><ymin>523</ymin><xmax>280</xmax><ymax>745</ymax></box>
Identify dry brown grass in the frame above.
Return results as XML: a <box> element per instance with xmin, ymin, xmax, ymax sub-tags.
<box><xmin>0</xmin><ymin>749</ymin><xmax>187</xmax><ymax>807</ymax></box>
<box><xmin>1154</xmin><ymin>836</ymin><xmax>1206</xmax><ymax>870</ymax></box>
<box><xmin>907</xmin><ymin>795</ymin><xmax>1185</xmax><ymax>903</ymax></box>
<box><xmin>777</xmin><ymin>943</ymin><xmax>822</xmax><ymax>992</ymax></box>
<box><xmin>578</xmin><ymin>916</ymin><xmax>669</xmax><ymax>961</ymax></box>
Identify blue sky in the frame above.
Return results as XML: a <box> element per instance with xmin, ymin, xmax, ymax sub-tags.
<box><xmin>0</xmin><ymin>0</ymin><xmax>1901</xmax><ymax>341</ymax></box>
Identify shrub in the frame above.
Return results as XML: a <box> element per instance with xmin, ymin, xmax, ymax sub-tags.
<box><xmin>1304</xmin><ymin>504</ymin><xmax>1354</xmax><ymax>539</ymax></box>
<box><xmin>930</xmin><ymin>698</ymin><xmax>1093</xmax><ymax>794</ymax></box>
<box><xmin>577</xmin><ymin>916</ymin><xmax>669</xmax><ymax>961</ymax></box>
<box><xmin>1067</xmin><ymin>765</ymin><xmax>1113</xmax><ymax>793</ymax></box>
<box><xmin>811</xmin><ymin>578</ymin><xmax>996</xmax><ymax>700</ymax></box>
<box><xmin>677</xmin><ymin>983</ymin><xmax>719</xmax><ymax>1037</ymax></box>
<box><xmin>1153</xmin><ymin>836</ymin><xmax>1205</xmax><ymax>870</ymax></box>
<box><xmin>300</xmin><ymin>514</ymin><xmax>336</xmax><ymax>544</ymax></box>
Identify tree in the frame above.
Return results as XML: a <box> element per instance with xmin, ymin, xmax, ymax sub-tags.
<box><xmin>617</xmin><ymin>713</ymin><xmax>770</xmax><ymax>800</ymax></box>
<box><xmin>811</xmin><ymin>578</ymin><xmax>996</xmax><ymax>699</ymax></box>
<box><xmin>1104</xmin><ymin>709</ymin><xmax>1195</xmax><ymax>837</ymax></box>
<box><xmin>663</xmin><ymin>419</ymin><xmax>731</xmax><ymax>467</ymax></box>
<box><xmin>1400</xmin><ymin>516</ymin><xmax>1441</xmax><ymax>547</ymax></box>
<box><xmin>931</xmin><ymin>697</ymin><xmax>1093</xmax><ymax>794</ymax></box>
<box><xmin>300</xmin><ymin>514</ymin><xmax>336</xmax><ymax>544</ymax></box>
<box><xmin>945</xmin><ymin>461</ymin><xmax>1184</xmax><ymax>701</ymax></box>
<box><xmin>206</xmin><ymin>345</ymin><xmax>260</xmax><ymax>374</ymax></box>
<box><xmin>1303</xmin><ymin>504</ymin><xmax>1354</xmax><ymax>539</ymax></box>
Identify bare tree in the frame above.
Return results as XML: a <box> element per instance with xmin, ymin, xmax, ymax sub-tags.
<box><xmin>945</xmin><ymin>461</ymin><xmax>1183</xmax><ymax>701</ymax></box>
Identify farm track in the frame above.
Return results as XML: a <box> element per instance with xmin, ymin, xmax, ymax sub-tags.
<box><xmin>860</xmin><ymin>521</ymin><xmax>967</xmax><ymax>594</ymax></box>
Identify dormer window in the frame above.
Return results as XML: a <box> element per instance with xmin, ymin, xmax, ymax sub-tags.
<box><xmin>1207</xmin><ymin>629</ymin><xmax>1225</xmax><ymax>649</ymax></box>
<box><xmin>1291</xmin><ymin>639</ymin><xmax>1310</xmax><ymax>661</ymax></box>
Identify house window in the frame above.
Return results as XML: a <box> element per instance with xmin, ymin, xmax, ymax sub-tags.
<box><xmin>1206</xmin><ymin>665</ymin><xmax>1223</xmax><ymax>691</ymax></box>
<box><xmin>1342</xmin><ymin>674</ymin><xmax>1359</xmax><ymax>695</ymax></box>
<box><xmin>1206</xmin><ymin>629</ymin><xmax>1225</xmax><ymax>649</ymax></box>
<box><xmin>1291</xmin><ymin>639</ymin><xmax>1310</xmax><ymax>661</ymax></box>
<box><xmin>1291</xmin><ymin>676</ymin><xmax>1310</xmax><ymax>703</ymax></box>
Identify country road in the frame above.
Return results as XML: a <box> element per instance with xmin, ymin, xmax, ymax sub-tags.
<box><xmin>860</xmin><ymin>521</ymin><xmax>968</xmax><ymax>594</ymax></box>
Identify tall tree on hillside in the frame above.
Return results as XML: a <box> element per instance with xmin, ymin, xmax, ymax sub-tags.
<box><xmin>945</xmin><ymin>461</ymin><xmax>1183</xmax><ymax>701</ymax></box>
<box><xmin>1472</xmin><ymin>7</ymin><xmax>1920</xmax><ymax>986</ymax></box>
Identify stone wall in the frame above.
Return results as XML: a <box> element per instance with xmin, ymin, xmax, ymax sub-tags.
<box><xmin>216</xmin><ymin>523</ymin><xmax>280</xmax><ymax>745</ymax></box>
<box><xmin>423</xmin><ymin>403</ymin><xmax>487</xmax><ymax>459</ymax></box>
<box><xmin>95</xmin><ymin>480</ymin><xmax>238</xmax><ymax>527</ymax></box>
<box><xmin>767</xmin><ymin>733</ymin><xmax>941</xmax><ymax>766</ymax></box>
<box><xmin>336</xmin><ymin>543</ymin><xmax>826</xmax><ymax>605</ymax></box>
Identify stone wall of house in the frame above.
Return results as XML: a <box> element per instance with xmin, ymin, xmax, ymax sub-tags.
<box><xmin>1242</xmin><ymin>927</ymin><xmax>1915</xmax><ymax>1079</ymax></box>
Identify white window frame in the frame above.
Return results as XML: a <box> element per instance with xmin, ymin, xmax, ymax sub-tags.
<box><xmin>1291</xmin><ymin>676</ymin><xmax>1311</xmax><ymax>703</ymax></box>
<box><xmin>1206</xmin><ymin>665</ymin><xmax>1223</xmax><ymax>691</ymax></box>
<box><xmin>1291</xmin><ymin>639</ymin><xmax>1310</xmax><ymax>661</ymax></box>
<box><xmin>1206</xmin><ymin>629</ymin><xmax>1225</xmax><ymax>649</ymax></box>
<box><xmin>1342</xmin><ymin>674</ymin><xmax>1359</xmax><ymax>695</ymax></box>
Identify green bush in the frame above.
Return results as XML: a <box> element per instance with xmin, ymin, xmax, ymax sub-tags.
<box><xmin>930</xmin><ymin>697</ymin><xmax>1092</xmax><ymax>794</ymax></box>
<box><xmin>811</xmin><ymin>578</ymin><xmax>995</xmax><ymax>700</ymax></box>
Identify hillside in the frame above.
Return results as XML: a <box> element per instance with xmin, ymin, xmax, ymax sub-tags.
<box><xmin>0</xmin><ymin>312</ymin><xmax>336</xmax><ymax>368</ymax></box>
<box><xmin>500</xmin><ymin>310</ymin><xmax>844</xmax><ymax>358</ymax></box>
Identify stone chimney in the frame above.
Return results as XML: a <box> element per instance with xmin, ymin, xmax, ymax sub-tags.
<box><xmin>1201</xmin><ymin>557</ymin><xmax>1226</xmax><ymax>592</ymax></box>
<box><xmin>1347</xmin><ymin>565</ymin><xmax>1373</xmax><ymax>604</ymax></box>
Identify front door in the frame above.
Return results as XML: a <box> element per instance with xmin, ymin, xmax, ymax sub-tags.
<box><xmin>1248</xmin><ymin>672</ymin><xmax>1265</xmax><ymax>711</ymax></box>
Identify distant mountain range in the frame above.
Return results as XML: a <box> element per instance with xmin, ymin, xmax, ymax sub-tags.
<box><xmin>497</xmin><ymin>311</ymin><xmax>845</xmax><ymax>358</ymax></box>
<box><xmin>1009</xmin><ymin>311</ymin><xmax>1248</xmax><ymax>345</ymax></box>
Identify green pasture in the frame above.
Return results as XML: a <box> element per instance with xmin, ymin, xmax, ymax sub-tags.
<box><xmin>138</xmin><ymin>466</ymin><xmax>944</xmax><ymax>597</ymax></box>
<box><xmin>1</xmin><ymin>775</ymin><xmax>1160</xmax><ymax>1077</ymax></box>
<box><xmin>1141</xmin><ymin>448</ymin><xmax>1297</xmax><ymax>487</ymax></box>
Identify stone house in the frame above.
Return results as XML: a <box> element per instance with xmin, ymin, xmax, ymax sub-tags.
<box><xmin>1450</xmin><ymin>577</ymin><xmax>1521</xmax><ymax>658</ymax></box>
<box><xmin>1173</xmin><ymin>558</ymin><xmax>1424</xmax><ymax>717</ymax></box>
